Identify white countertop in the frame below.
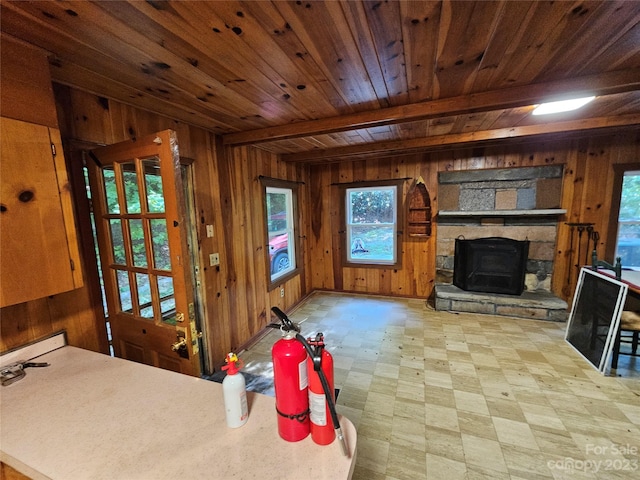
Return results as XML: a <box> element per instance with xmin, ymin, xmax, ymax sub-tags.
<box><xmin>0</xmin><ymin>341</ymin><xmax>356</xmax><ymax>479</ymax></box>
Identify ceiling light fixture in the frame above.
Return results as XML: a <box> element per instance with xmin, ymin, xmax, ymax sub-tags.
<box><xmin>532</xmin><ymin>96</ymin><xmax>595</xmax><ymax>115</ymax></box>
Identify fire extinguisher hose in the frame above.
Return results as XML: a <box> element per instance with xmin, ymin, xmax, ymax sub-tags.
<box><xmin>295</xmin><ymin>332</ymin><xmax>349</xmax><ymax>457</ymax></box>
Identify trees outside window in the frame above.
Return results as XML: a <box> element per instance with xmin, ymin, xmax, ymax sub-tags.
<box><xmin>615</xmin><ymin>171</ymin><xmax>640</xmax><ymax>267</ymax></box>
<box><xmin>345</xmin><ymin>183</ymin><xmax>400</xmax><ymax>266</ymax></box>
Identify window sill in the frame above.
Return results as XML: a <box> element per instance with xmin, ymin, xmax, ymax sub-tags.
<box><xmin>343</xmin><ymin>262</ymin><xmax>400</xmax><ymax>270</ymax></box>
<box><xmin>268</xmin><ymin>268</ymin><xmax>301</xmax><ymax>291</ymax></box>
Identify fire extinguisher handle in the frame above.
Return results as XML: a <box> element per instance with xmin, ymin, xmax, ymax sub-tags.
<box><xmin>311</xmin><ymin>334</ymin><xmax>324</xmax><ymax>371</ymax></box>
<box><xmin>271</xmin><ymin>307</ymin><xmax>300</xmax><ymax>333</ymax></box>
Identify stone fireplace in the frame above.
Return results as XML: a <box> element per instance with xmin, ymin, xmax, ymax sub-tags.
<box><xmin>434</xmin><ymin>165</ymin><xmax>568</xmax><ymax>321</ymax></box>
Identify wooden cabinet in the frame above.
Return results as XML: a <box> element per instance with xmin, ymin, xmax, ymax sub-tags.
<box><xmin>1</xmin><ymin>461</ymin><xmax>31</xmax><ymax>480</ymax></box>
<box><xmin>0</xmin><ymin>117</ymin><xmax>83</xmax><ymax>307</ymax></box>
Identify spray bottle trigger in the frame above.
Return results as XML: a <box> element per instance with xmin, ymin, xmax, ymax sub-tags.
<box><xmin>222</xmin><ymin>352</ymin><xmax>243</xmax><ymax>375</ymax></box>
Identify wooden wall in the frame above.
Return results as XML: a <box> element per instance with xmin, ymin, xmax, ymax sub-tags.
<box><xmin>1</xmin><ymin>37</ymin><xmax>637</xmax><ymax>369</ymax></box>
<box><xmin>49</xmin><ymin>85</ymin><xmax>310</xmax><ymax>371</ymax></box>
<box><xmin>204</xmin><ymin>142</ymin><xmax>310</xmax><ymax>367</ymax></box>
<box><xmin>307</xmin><ymin>131</ymin><xmax>640</xmax><ymax>302</ymax></box>
<box><xmin>0</xmin><ymin>37</ymin><xmax>107</xmax><ymax>354</ymax></box>
<box><xmin>307</xmin><ymin>155</ymin><xmax>437</xmax><ymax>297</ymax></box>
<box><xmin>0</xmin><ymin>40</ymin><xmax>311</xmax><ymax>369</ymax></box>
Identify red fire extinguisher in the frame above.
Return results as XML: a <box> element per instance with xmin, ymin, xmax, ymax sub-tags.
<box><xmin>270</xmin><ymin>307</ymin><xmax>349</xmax><ymax>456</ymax></box>
<box><xmin>307</xmin><ymin>333</ymin><xmax>336</xmax><ymax>445</ymax></box>
<box><xmin>272</xmin><ymin>328</ymin><xmax>310</xmax><ymax>442</ymax></box>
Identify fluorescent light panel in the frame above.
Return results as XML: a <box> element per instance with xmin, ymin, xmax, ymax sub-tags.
<box><xmin>532</xmin><ymin>96</ymin><xmax>595</xmax><ymax>115</ymax></box>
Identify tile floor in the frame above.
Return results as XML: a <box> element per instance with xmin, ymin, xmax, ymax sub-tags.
<box><xmin>238</xmin><ymin>291</ymin><xmax>640</xmax><ymax>480</ymax></box>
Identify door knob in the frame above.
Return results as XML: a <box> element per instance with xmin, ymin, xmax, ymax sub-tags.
<box><xmin>171</xmin><ymin>338</ymin><xmax>187</xmax><ymax>352</ymax></box>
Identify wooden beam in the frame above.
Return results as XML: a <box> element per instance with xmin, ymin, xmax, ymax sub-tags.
<box><xmin>222</xmin><ymin>69</ymin><xmax>640</xmax><ymax>146</ymax></box>
<box><xmin>281</xmin><ymin>114</ymin><xmax>640</xmax><ymax>163</ymax></box>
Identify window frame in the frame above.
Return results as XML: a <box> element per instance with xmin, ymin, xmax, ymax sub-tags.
<box><xmin>261</xmin><ymin>177</ymin><xmax>301</xmax><ymax>290</ymax></box>
<box><xmin>607</xmin><ymin>165</ymin><xmax>640</xmax><ymax>268</ymax></box>
<box><xmin>340</xmin><ymin>179</ymin><xmax>403</xmax><ymax>269</ymax></box>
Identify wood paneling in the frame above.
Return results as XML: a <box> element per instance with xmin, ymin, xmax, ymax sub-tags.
<box><xmin>307</xmin><ymin>132</ymin><xmax>640</xmax><ymax>302</ymax></box>
<box><xmin>0</xmin><ymin>36</ymin><xmax>58</xmax><ymax>128</ymax></box>
<box><xmin>212</xmin><ymin>144</ymin><xmax>309</xmax><ymax>363</ymax></box>
<box><xmin>1</xmin><ymin>39</ymin><xmax>636</xmax><ymax>369</ymax></box>
<box><xmin>48</xmin><ymin>85</ymin><xmax>310</xmax><ymax>371</ymax></box>
<box><xmin>223</xmin><ymin>70</ymin><xmax>640</xmax><ymax>147</ymax></box>
<box><xmin>0</xmin><ymin>39</ymin><xmax>106</xmax><ymax>355</ymax></box>
<box><xmin>308</xmin><ymin>155</ymin><xmax>437</xmax><ymax>298</ymax></box>
<box><xmin>3</xmin><ymin>0</ymin><xmax>639</xmax><ymax>149</ymax></box>
<box><xmin>0</xmin><ymin>462</ymin><xmax>31</xmax><ymax>480</ymax></box>
<box><xmin>2</xmin><ymin>3</ymin><xmax>637</xmax><ymax>373</ymax></box>
<box><xmin>1</xmin><ymin>71</ymin><xmax>310</xmax><ymax>368</ymax></box>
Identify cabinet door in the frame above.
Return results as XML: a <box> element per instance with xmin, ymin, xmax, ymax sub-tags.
<box><xmin>0</xmin><ymin>117</ymin><xmax>83</xmax><ymax>307</ymax></box>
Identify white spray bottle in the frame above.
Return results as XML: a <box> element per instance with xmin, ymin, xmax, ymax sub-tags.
<box><xmin>221</xmin><ymin>352</ymin><xmax>249</xmax><ymax>428</ymax></box>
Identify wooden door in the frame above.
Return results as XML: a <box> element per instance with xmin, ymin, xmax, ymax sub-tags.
<box><xmin>88</xmin><ymin>130</ymin><xmax>201</xmax><ymax>376</ymax></box>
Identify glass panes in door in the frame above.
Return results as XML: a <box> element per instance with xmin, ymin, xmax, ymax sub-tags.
<box><xmin>100</xmin><ymin>156</ymin><xmax>174</xmax><ymax>322</ymax></box>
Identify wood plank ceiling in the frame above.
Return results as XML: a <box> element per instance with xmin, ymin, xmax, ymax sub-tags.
<box><xmin>2</xmin><ymin>0</ymin><xmax>639</xmax><ymax>163</ymax></box>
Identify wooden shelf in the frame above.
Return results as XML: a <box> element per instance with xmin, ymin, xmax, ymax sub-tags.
<box><xmin>408</xmin><ymin>179</ymin><xmax>432</xmax><ymax>238</ymax></box>
<box><xmin>438</xmin><ymin>209</ymin><xmax>566</xmax><ymax>218</ymax></box>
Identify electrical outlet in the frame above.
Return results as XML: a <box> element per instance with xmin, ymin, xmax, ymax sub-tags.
<box><xmin>209</xmin><ymin>253</ymin><xmax>220</xmax><ymax>266</ymax></box>
<box><xmin>206</xmin><ymin>225</ymin><xmax>214</xmax><ymax>238</ymax></box>
<box><xmin>280</xmin><ymin>287</ymin><xmax>284</xmax><ymax>298</ymax></box>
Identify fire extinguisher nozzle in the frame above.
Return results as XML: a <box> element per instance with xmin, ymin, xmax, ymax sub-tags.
<box><xmin>336</xmin><ymin>427</ymin><xmax>349</xmax><ymax>457</ymax></box>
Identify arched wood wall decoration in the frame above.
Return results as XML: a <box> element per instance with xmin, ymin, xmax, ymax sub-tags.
<box><xmin>407</xmin><ymin>176</ymin><xmax>432</xmax><ymax>238</ymax></box>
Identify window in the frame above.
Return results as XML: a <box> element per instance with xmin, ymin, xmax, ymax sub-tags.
<box><xmin>344</xmin><ymin>182</ymin><xmax>400</xmax><ymax>266</ymax></box>
<box><xmin>263</xmin><ymin>179</ymin><xmax>299</xmax><ymax>286</ymax></box>
<box><xmin>614</xmin><ymin>170</ymin><xmax>640</xmax><ymax>268</ymax></box>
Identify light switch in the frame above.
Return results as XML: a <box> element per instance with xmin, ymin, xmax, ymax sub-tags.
<box><xmin>209</xmin><ymin>253</ymin><xmax>220</xmax><ymax>266</ymax></box>
<box><xmin>206</xmin><ymin>225</ymin><xmax>214</xmax><ymax>238</ymax></box>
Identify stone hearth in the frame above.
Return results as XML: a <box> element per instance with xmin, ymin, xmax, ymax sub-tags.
<box><xmin>434</xmin><ymin>165</ymin><xmax>568</xmax><ymax>321</ymax></box>
<box><xmin>434</xmin><ymin>284</ymin><xmax>567</xmax><ymax>321</ymax></box>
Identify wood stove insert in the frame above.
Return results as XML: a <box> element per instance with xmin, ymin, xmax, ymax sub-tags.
<box><xmin>454</xmin><ymin>237</ymin><xmax>529</xmax><ymax>295</ymax></box>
